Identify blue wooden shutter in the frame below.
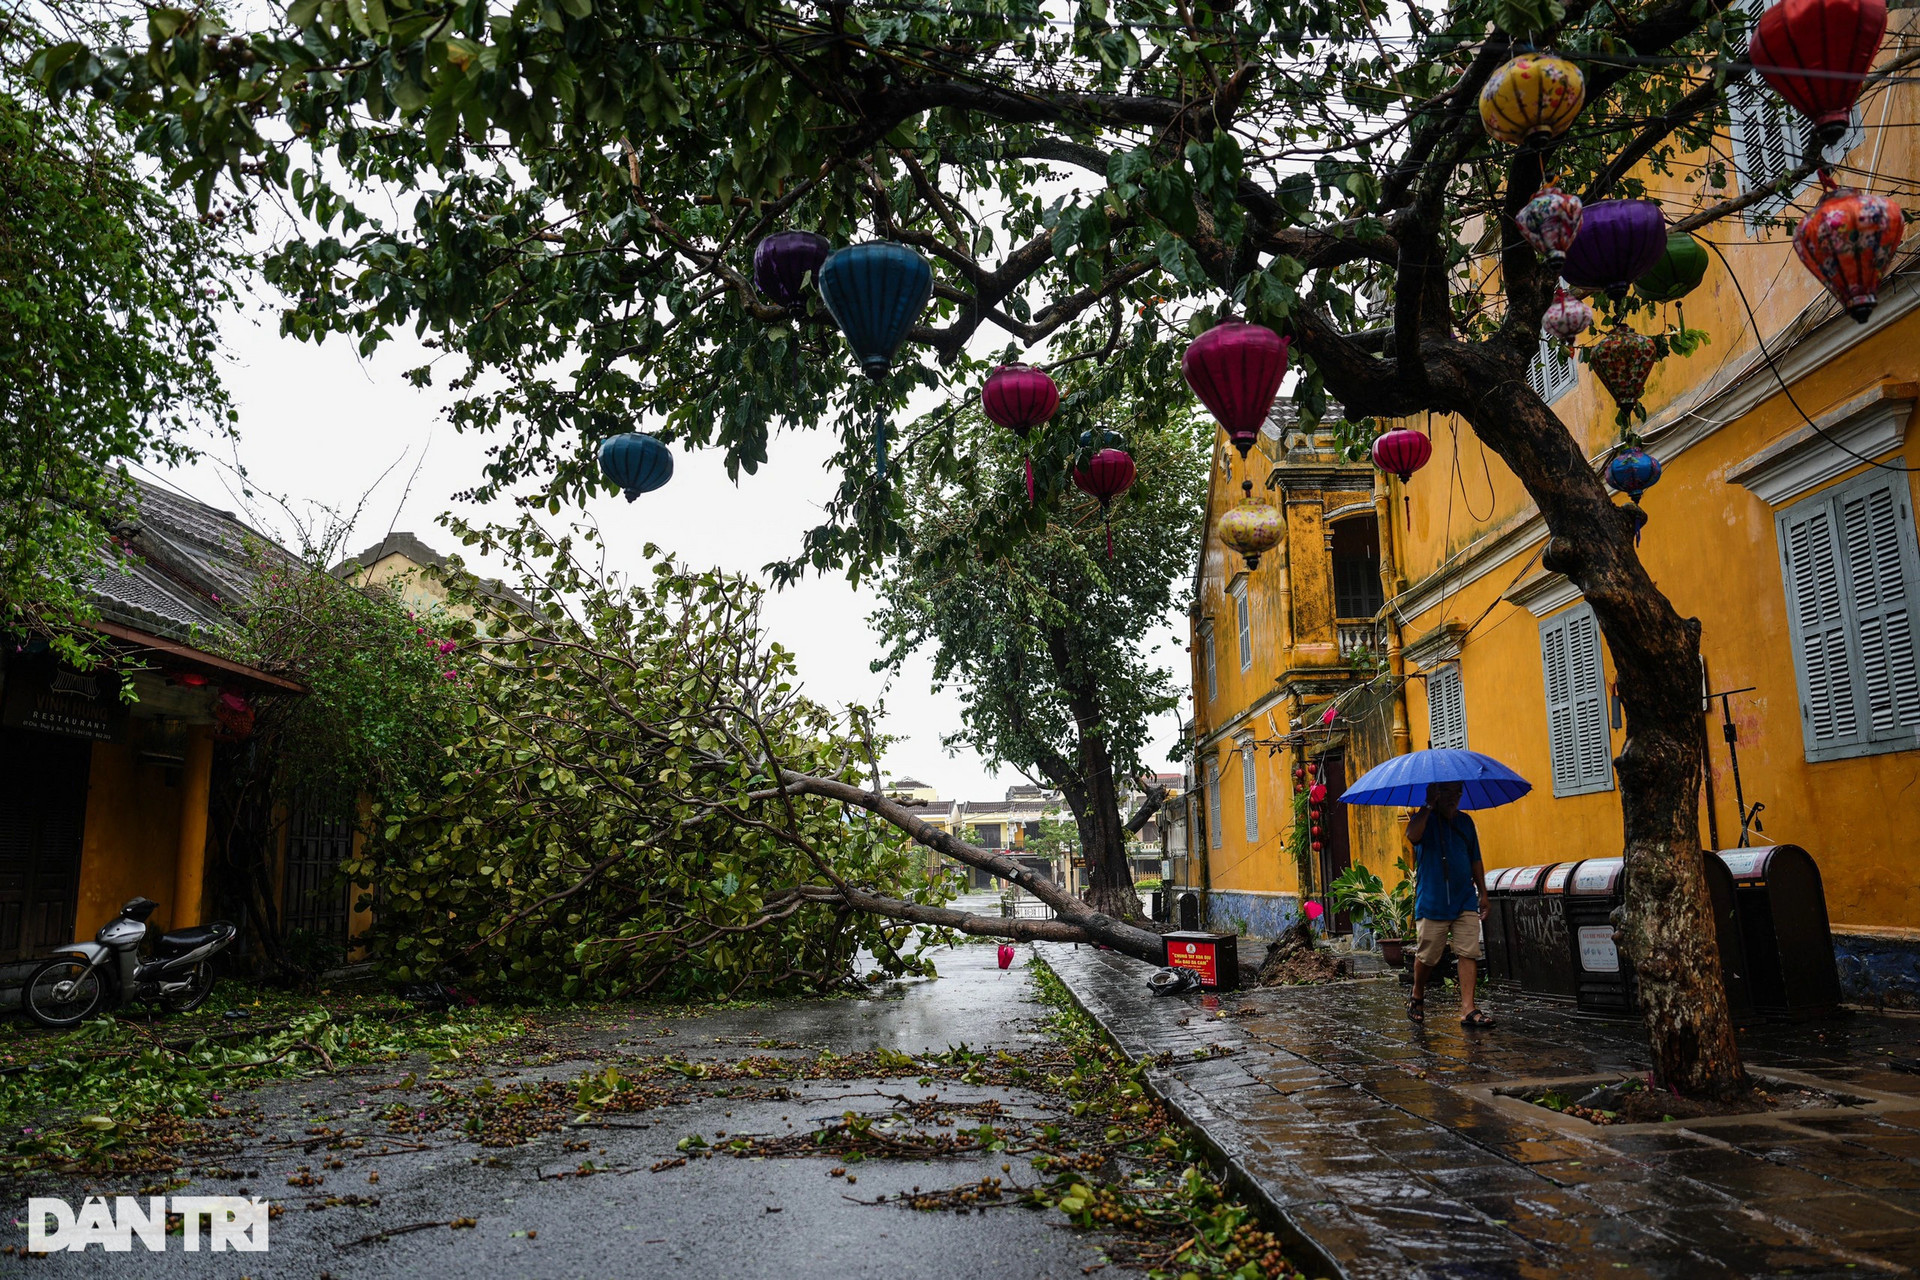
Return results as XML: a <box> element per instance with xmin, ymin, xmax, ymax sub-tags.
<box><xmin>1540</xmin><ymin>614</ymin><xmax>1579</xmax><ymax>794</ymax></box>
<box><xmin>1838</xmin><ymin>481</ymin><xmax>1920</xmax><ymax>743</ymax></box>
<box><xmin>1430</xmin><ymin>665</ymin><xmax>1468</xmax><ymax>750</ymax></box>
<box><xmin>1567</xmin><ymin>608</ymin><xmax>1614</xmax><ymax>790</ymax></box>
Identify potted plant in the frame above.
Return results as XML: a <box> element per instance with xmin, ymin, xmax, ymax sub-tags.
<box><xmin>1329</xmin><ymin>858</ymin><xmax>1416</xmax><ymax>967</ymax></box>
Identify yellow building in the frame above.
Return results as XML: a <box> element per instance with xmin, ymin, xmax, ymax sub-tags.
<box><xmin>1179</xmin><ymin>49</ymin><xmax>1920</xmax><ymax>1005</ymax></box>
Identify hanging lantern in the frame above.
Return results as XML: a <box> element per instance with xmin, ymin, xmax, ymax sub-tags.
<box><xmin>1794</xmin><ymin>180</ymin><xmax>1906</xmax><ymax>323</ymax></box>
<box><xmin>1749</xmin><ymin>0</ymin><xmax>1887</xmax><ymax>145</ymax></box>
<box><xmin>817</xmin><ymin>242</ymin><xmax>934</xmax><ymax>478</ymax></box>
<box><xmin>1181</xmin><ymin>319</ymin><xmax>1290</xmax><ymax>458</ymax></box>
<box><xmin>983</xmin><ymin>364</ymin><xmax>1061</xmax><ymax>504</ymax></box>
<box><xmin>1218</xmin><ymin>480</ymin><xmax>1282</xmax><ymax>570</ymax></box>
<box><xmin>597</xmin><ymin>432</ymin><xmax>674</xmax><ymax>501</ymax></box>
<box><xmin>1542</xmin><ymin>286</ymin><xmax>1594</xmax><ymax>342</ymax></box>
<box><xmin>1562</xmin><ymin>200</ymin><xmax>1668</xmax><ymax>299</ymax></box>
<box><xmin>1589</xmin><ymin>325</ymin><xmax>1659</xmax><ymax>418</ymax></box>
<box><xmin>1605</xmin><ymin>446</ymin><xmax>1664</xmax><ymax>503</ymax></box>
<box><xmin>1370</xmin><ymin>427</ymin><xmax>1433</xmax><ymax>483</ymax></box>
<box><xmin>1478</xmin><ymin>52</ymin><xmax>1585</xmax><ymax>146</ymax></box>
<box><xmin>1634</xmin><ymin>232</ymin><xmax>1710</xmax><ymax>305</ymax></box>
<box><xmin>752</xmin><ymin>231</ymin><xmax>831</xmax><ymax>307</ymax></box>
<box><xmin>817</xmin><ymin>242</ymin><xmax>933</xmax><ymax>379</ymax></box>
<box><xmin>1516</xmin><ymin>186</ymin><xmax>1583</xmax><ymax>265</ymax></box>
<box><xmin>1072</xmin><ymin>447</ymin><xmax>1137</xmax><ymax>558</ymax></box>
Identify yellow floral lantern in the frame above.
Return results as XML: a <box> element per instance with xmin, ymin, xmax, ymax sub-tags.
<box><xmin>1218</xmin><ymin>485</ymin><xmax>1283</xmax><ymax>570</ymax></box>
<box><xmin>1478</xmin><ymin>53</ymin><xmax>1585</xmax><ymax>146</ymax></box>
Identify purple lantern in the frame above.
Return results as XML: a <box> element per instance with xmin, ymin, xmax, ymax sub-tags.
<box><xmin>753</xmin><ymin>231</ymin><xmax>831</xmax><ymax>307</ymax></box>
<box><xmin>1561</xmin><ymin>201</ymin><xmax>1668</xmax><ymax>300</ymax></box>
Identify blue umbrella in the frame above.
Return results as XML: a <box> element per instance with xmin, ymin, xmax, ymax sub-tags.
<box><xmin>1337</xmin><ymin>748</ymin><xmax>1532</xmax><ymax>810</ymax></box>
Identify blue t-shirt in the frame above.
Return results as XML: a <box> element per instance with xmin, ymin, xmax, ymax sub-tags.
<box><xmin>1413</xmin><ymin>811</ymin><xmax>1481</xmax><ymax>922</ymax></box>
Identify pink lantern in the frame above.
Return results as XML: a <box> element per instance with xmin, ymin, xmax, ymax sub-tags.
<box><xmin>1516</xmin><ymin>186</ymin><xmax>1583</xmax><ymax>265</ymax></box>
<box><xmin>997</xmin><ymin>943</ymin><xmax>1015</xmax><ymax>970</ymax></box>
<box><xmin>1370</xmin><ymin>428</ymin><xmax>1433</xmax><ymax>483</ymax></box>
<box><xmin>1303</xmin><ymin>900</ymin><xmax>1325</xmax><ymax>922</ymax></box>
<box><xmin>1182</xmin><ymin>320</ymin><xmax>1290</xmax><ymax>457</ymax></box>
<box><xmin>983</xmin><ymin>363</ymin><xmax>1062</xmax><ymax>503</ymax></box>
<box><xmin>1072</xmin><ymin>447</ymin><xmax>1137</xmax><ymax>558</ymax></box>
<box><xmin>1542</xmin><ymin>286</ymin><xmax>1594</xmax><ymax>343</ymax></box>
<box><xmin>1308</xmin><ymin>782</ymin><xmax>1328</xmax><ymax>802</ymax></box>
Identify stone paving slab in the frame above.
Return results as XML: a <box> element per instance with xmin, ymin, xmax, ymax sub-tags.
<box><xmin>1037</xmin><ymin>941</ymin><xmax>1920</xmax><ymax>1280</ymax></box>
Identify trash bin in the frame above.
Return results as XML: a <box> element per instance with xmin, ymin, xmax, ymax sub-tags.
<box><xmin>1504</xmin><ymin>862</ymin><xmax>1580</xmax><ymax>1000</ymax></box>
<box><xmin>1566</xmin><ymin>858</ymin><xmax>1635</xmax><ymax>1017</ymax></box>
<box><xmin>1148</xmin><ymin>889</ymin><xmax>1165</xmax><ymax>923</ymax></box>
<box><xmin>1701</xmin><ymin>851</ymin><xmax>1754</xmax><ymax>1022</ymax></box>
<box><xmin>1163</xmin><ymin>931</ymin><xmax>1240</xmax><ymax>992</ymax></box>
<box><xmin>1481</xmin><ymin>866</ymin><xmax>1525</xmax><ymax>985</ymax></box>
<box><xmin>1714</xmin><ymin>846</ymin><xmax>1842</xmax><ymax>1018</ymax></box>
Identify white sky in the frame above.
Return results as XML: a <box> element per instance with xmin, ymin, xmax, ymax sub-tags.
<box><xmin>151</xmin><ymin>289</ymin><xmax>1192</xmax><ymax>804</ymax></box>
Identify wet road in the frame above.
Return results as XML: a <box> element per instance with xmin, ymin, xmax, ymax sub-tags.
<box><xmin>10</xmin><ymin>930</ymin><xmax>1133</xmax><ymax>1279</ymax></box>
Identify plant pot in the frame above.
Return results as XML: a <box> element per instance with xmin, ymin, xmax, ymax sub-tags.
<box><xmin>1380</xmin><ymin>938</ymin><xmax>1411</xmax><ymax>968</ymax></box>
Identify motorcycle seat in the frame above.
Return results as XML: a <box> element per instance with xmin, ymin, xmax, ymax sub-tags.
<box><xmin>157</xmin><ymin>922</ymin><xmax>235</xmax><ymax>954</ymax></box>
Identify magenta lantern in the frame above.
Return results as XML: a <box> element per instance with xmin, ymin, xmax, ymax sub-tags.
<box><xmin>983</xmin><ymin>364</ymin><xmax>1061</xmax><ymax>503</ymax></box>
<box><xmin>1182</xmin><ymin>320</ymin><xmax>1290</xmax><ymax>457</ymax></box>
<box><xmin>1561</xmin><ymin>200</ymin><xmax>1668</xmax><ymax>299</ymax></box>
<box><xmin>1072</xmin><ymin>447</ymin><xmax>1137</xmax><ymax>558</ymax></box>
<box><xmin>1370</xmin><ymin>428</ymin><xmax>1433</xmax><ymax>483</ymax></box>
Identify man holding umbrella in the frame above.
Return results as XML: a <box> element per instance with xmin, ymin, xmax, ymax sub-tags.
<box><xmin>1405</xmin><ymin>781</ymin><xmax>1494</xmax><ymax>1027</ymax></box>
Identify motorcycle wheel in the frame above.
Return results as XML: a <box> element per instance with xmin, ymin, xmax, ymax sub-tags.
<box><xmin>160</xmin><ymin>962</ymin><xmax>215</xmax><ymax>1014</ymax></box>
<box><xmin>23</xmin><ymin>958</ymin><xmax>106</xmax><ymax>1029</ymax></box>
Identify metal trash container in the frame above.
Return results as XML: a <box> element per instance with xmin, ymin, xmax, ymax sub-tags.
<box><xmin>1714</xmin><ymin>846</ymin><xmax>1842</xmax><ymax>1018</ymax></box>
<box><xmin>1163</xmin><ymin>931</ymin><xmax>1240</xmax><ymax>992</ymax></box>
<box><xmin>1148</xmin><ymin>889</ymin><xmax>1165</xmax><ymax>923</ymax></box>
<box><xmin>1481</xmin><ymin>866</ymin><xmax>1525</xmax><ymax>985</ymax></box>
<box><xmin>1503</xmin><ymin>862</ymin><xmax>1579</xmax><ymax>1000</ymax></box>
<box><xmin>1702</xmin><ymin>851</ymin><xmax>1754</xmax><ymax>1022</ymax></box>
<box><xmin>1566</xmin><ymin>858</ymin><xmax>1635</xmax><ymax>1017</ymax></box>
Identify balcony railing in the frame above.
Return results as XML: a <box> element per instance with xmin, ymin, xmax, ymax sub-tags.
<box><xmin>1336</xmin><ymin>619</ymin><xmax>1385</xmax><ymax>658</ymax></box>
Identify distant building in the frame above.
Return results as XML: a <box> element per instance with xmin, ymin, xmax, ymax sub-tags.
<box><xmin>330</xmin><ymin>531</ymin><xmax>531</xmax><ymax>624</ymax></box>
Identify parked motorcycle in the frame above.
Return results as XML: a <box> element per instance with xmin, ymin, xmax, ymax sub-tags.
<box><xmin>21</xmin><ymin>897</ymin><xmax>236</xmax><ymax>1029</ymax></box>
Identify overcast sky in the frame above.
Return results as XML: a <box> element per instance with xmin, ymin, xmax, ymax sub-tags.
<box><xmin>148</xmin><ymin>283</ymin><xmax>1192</xmax><ymax>804</ymax></box>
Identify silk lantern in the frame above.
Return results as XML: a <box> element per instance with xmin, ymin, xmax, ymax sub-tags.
<box><xmin>1634</xmin><ymin>232</ymin><xmax>1710</xmax><ymax>304</ymax></box>
<box><xmin>1072</xmin><ymin>447</ymin><xmax>1137</xmax><ymax>558</ymax></box>
<box><xmin>1606</xmin><ymin>446</ymin><xmax>1664</xmax><ymax>503</ymax></box>
<box><xmin>1562</xmin><ymin>200</ymin><xmax>1668</xmax><ymax>299</ymax></box>
<box><xmin>1516</xmin><ymin>186</ymin><xmax>1583</xmax><ymax>265</ymax></box>
<box><xmin>752</xmin><ymin>231</ymin><xmax>831</xmax><ymax>307</ymax></box>
<box><xmin>1589</xmin><ymin>325</ymin><xmax>1659</xmax><ymax>420</ymax></box>
<box><xmin>1218</xmin><ymin>479</ymin><xmax>1283</xmax><ymax>570</ymax></box>
<box><xmin>1370</xmin><ymin>427</ymin><xmax>1433</xmax><ymax>483</ymax></box>
<box><xmin>1478</xmin><ymin>52</ymin><xmax>1585</xmax><ymax>145</ymax></box>
<box><xmin>598</xmin><ymin>433</ymin><xmax>674</xmax><ymax>501</ymax></box>
<box><xmin>1794</xmin><ymin>179</ymin><xmax>1906</xmax><ymax>323</ymax></box>
<box><xmin>817</xmin><ymin>242</ymin><xmax>934</xmax><ymax>477</ymax></box>
<box><xmin>983</xmin><ymin>363</ymin><xmax>1061</xmax><ymax>503</ymax></box>
<box><xmin>1182</xmin><ymin>320</ymin><xmax>1290</xmax><ymax>458</ymax></box>
<box><xmin>1542</xmin><ymin>287</ymin><xmax>1594</xmax><ymax>342</ymax></box>
<box><xmin>1749</xmin><ymin>0</ymin><xmax>1887</xmax><ymax>144</ymax></box>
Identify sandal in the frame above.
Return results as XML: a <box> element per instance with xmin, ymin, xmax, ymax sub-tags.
<box><xmin>1406</xmin><ymin>996</ymin><xmax>1425</xmax><ymax>1022</ymax></box>
<box><xmin>1460</xmin><ymin>1007</ymin><xmax>1497</xmax><ymax>1028</ymax></box>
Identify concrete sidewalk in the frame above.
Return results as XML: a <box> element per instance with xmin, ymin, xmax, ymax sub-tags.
<box><xmin>1038</xmin><ymin>941</ymin><xmax>1920</xmax><ymax>1279</ymax></box>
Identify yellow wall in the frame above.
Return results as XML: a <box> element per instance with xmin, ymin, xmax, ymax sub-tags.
<box><xmin>75</xmin><ymin>726</ymin><xmax>214</xmax><ymax>938</ymax></box>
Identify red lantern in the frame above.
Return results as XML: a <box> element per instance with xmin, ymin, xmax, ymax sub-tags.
<box><xmin>1072</xmin><ymin>447</ymin><xmax>1137</xmax><ymax>558</ymax></box>
<box><xmin>1370</xmin><ymin>428</ymin><xmax>1433</xmax><ymax>483</ymax></box>
<box><xmin>1749</xmin><ymin>0</ymin><xmax>1887</xmax><ymax>145</ymax></box>
<box><xmin>983</xmin><ymin>364</ymin><xmax>1061</xmax><ymax>503</ymax></box>
<box><xmin>1589</xmin><ymin>325</ymin><xmax>1659</xmax><ymax>419</ymax></box>
<box><xmin>1794</xmin><ymin>178</ymin><xmax>1905</xmax><ymax>323</ymax></box>
<box><xmin>1307</xmin><ymin>782</ymin><xmax>1327</xmax><ymax>803</ymax></box>
<box><xmin>1182</xmin><ymin>320</ymin><xmax>1290</xmax><ymax>457</ymax></box>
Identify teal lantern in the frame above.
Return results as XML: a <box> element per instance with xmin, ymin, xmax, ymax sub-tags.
<box><xmin>598</xmin><ymin>433</ymin><xmax>673</xmax><ymax>501</ymax></box>
<box><xmin>817</xmin><ymin>242</ymin><xmax>933</xmax><ymax>477</ymax></box>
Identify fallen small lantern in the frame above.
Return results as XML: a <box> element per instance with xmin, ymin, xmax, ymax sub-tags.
<box><xmin>598</xmin><ymin>432</ymin><xmax>674</xmax><ymax>501</ymax></box>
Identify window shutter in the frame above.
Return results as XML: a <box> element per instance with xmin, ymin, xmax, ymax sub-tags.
<box><xmin>1839</xmin><ymin>482</ymin><xmax>1920</xmax><ymax>740</ymax></box>
<box><xmin>1430</xmin><ymin>665</ymin><xmax>1468</xmax><ymax>750</ymax></box>
<box><xmin>1207</xmin><ymin>760</ymin><xmax>1222</xmax><ymax>849</ymax></box>
<box><xmin>1203</xmin><ymin>626</ymin><xmax>1217</xmax><ymax>701</ymax></box>
<box><xmin>1568</xmin><ymin>609</ymin><xmax>1613</xmax><ymax>789</ymax></box>
<box><xmin>1239</xmin><ymin>740</ymin><xmax>1259</xmax><ymax>842</ymax></box>
<box><xmin>1781</xmin><ymin>500</ymin><xmax>1861</xmax><ymax>748</ymax></box>
<box><xmin>1540</xmin><ymin>615</ymin><xmax>1578</xmax><ymax>794</ymax></box>
<box><xmin>1234</xmin><ymin>584</ymin><xmax>1252</xmax><ymax>670</ymax></box>
<box><xmin>1527</xmin><ymin>335</ymin><xmax>1576</xmax><ymax>403</ymax></box>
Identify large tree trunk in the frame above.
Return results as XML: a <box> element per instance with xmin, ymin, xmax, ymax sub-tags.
<box><xmin>1459</xmin><ymin>360</ymin><xmax>1748</xmax><ymax>1099</ymax></box>
<box><xmin>1043</xmin><ymin>625</ymin><xmax>1146</xmax><ymax>920</ymax></box>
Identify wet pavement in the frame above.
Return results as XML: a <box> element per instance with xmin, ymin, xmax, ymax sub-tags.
<box><xmin>10</xmin><ymin>936</ymin><xmax>1139</xmax><ymax>1279</ymax></box>
<box><xmin>1039</xmin><ymin>941</ymin><xmax>1920</xmax><ymax>1279</ymax></box>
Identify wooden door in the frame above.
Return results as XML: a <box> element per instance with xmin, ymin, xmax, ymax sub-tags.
<box><xmin>1318</xmin><ymin>754</ymin><xmax>1353</xmax><ymax>935</ymax></box>
<box><xmin>0</xmin><ymin>728</ymin><xmax>91</xmax><ymax>960</ymax></box>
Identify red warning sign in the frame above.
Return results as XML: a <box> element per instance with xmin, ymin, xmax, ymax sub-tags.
<box><xmin>1166</xmin><ymin>938</ymin><xmax>1218</xmax><ymax>986</ymax></box>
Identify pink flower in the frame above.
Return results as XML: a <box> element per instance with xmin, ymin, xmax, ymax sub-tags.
<box><xmin>416</xmin><ymin>627</ymin><xmax>426</xmax><ymax>635</ymax></box>
<box><xmin>1303</xmin><ymin>900</ymin><xmax>1325</xmax><ymax>921</ymax></box>
<box><xmin>438</xmin><ymin>640</ymin><xmax>456</xmax><ymax>654</ymax></box>
<box><xmin>1308</xmin><ymin>783</ymin><xmax>1327</xmax><ymax>803</ymax></box>
<box><xmin>442</xmin><ymin>670</ymin><xmax>457</xmax><ymax>680</ymax></box>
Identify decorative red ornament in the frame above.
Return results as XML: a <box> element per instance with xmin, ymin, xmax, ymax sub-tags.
<box><xmin>983</xmin><ymin>364</ymin><xmax>1062</xmax><ymax>503</ymax></box>
<box><xmin>1370</xmin><ymin>428</ymin><xmax>1433</xmax><ymax>483</ymax></box>
<box><xmin>1072</xmin><ymin>447</ymin><xmax>1137</xmax><ymax>558</ymax></box>
<box><xmin>1308</xmin><ymin>783</ymin><xmax>1328</xmax><ymax>803</ymax></box>
<box><xmin>1794</xmin><ymin>178</ymin><xmax>1906</xmax><ymax>323</ymax></box>
<box><xmin>1310</xmin><ymin>840</ymin><xmax>1324</xmax><ymax>852</ymax></box>
<box><xmin>1321</xmin><ymin>704</ymin><xmax>1339</xmax><ymax>725</ymax></box>
<box><xmin>1182</xmin><ymin>320</ymin><xmax>1290</xmax><ymax>457</ymax></box>
<box><xmin>997</xmin><ymin>943</ymin><xmax>1015</xmax><ymax>970</ymax></box>
<box><xmin>1303</xmin><ymin>900</ymin><xmax>1325</xmax><ymax>921</ymax></box>
<box><xmin>1750</xmin><ymin>0</ymin><xmax>1888</xmax><ymax>145</ymax></box>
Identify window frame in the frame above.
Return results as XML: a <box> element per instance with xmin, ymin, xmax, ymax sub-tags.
<box><xmin>1206</xmin><ymin>757</ymin><xmax>1223</xmax><ymax>849</ymax></box>
<box><xmin>1429</xmin><ymin>663</ymin><xmax>1469</xmax><ymax>751</ymax></box>
<box><xmin>1526</xmin><ymin>332</ymin><xmax>1578</xmax><ymax>404</ymax></box>
<box><xmin>1776</xmin><ymin>468</ymin><xmax>1920</xmax><ymax>762</ymax></box>
<box><xmin>1538</xmin><ymin>603</ymin><xmax>1614</xmax><ymax>797</ymax></box>
<box><xmin>1232</xmin><ymin>579</ymin><xmax>1252</xmax><ymax>672</ymax></box>
<box><xmin>1201</xmin><ymin>622</ymin><xmax>1217</xmax><ymax>702</ymax></box>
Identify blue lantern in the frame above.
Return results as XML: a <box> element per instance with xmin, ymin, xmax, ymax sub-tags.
<box><xmin>598</xmin><ymin>433</ymin><xmax>673</xmax><ymax>502</ymax></box>
<box><xmin>817</xmin><ymin>243</ymin><xmax>933</xmax><ymax>380</ymax></box>
<box><xmin>1605</xmin><ymin>446</ymin><xmax>1662</xmax><ymax>503</ymax></box>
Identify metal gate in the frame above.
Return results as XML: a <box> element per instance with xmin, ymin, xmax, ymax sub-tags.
<box><xmin>0</xmin><ymin>728</ymin><xmax>90</xmax><ymax>961</ymax></box>
<box><xmin>282</xmin><ymin>805</ymin><xmax>353</xmax><ymax>945</ymax></box>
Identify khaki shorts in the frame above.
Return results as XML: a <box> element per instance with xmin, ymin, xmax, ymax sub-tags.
<box><xmin>1416</xmin><ymin>913</ymin><xmax>1484</xmax><ymax>965</ymax></box>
